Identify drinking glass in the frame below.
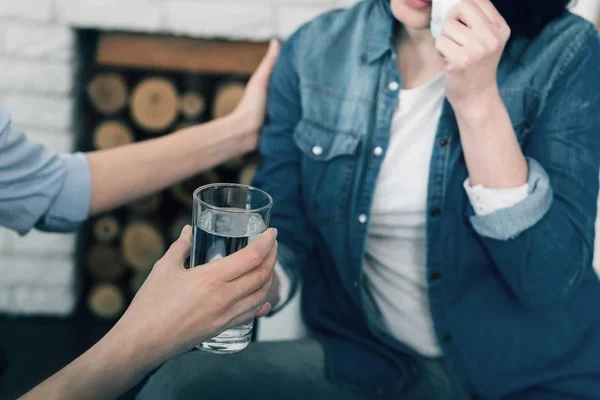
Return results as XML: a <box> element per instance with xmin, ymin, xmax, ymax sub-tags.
<box><xmin>191</xmin><ymin>183</ymin><xmax>272</xmax><ymax>354</ymax></box>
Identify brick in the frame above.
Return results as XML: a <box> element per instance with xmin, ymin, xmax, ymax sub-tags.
<box><xmin>0</xmin><ymin>228</ymin><xmax>13</xmax><ymax>254</ymax></box>
<box><xmin>164</xmin><ymin>2</ymin><xmax>274</xmax><ymax>40</ymax></box>
<box><xmin>24</xmin><ymin>129</ymin><xmax>74</xmax><ymax>154</ymax></box>
<box><xmin>0</xmin><ymin>0</ymin><xmax>54</xmax><ymax>22</ymax></box>
<box><xmin>11</xmin><ymin>230</ymin><xmax>76</xmax><ymax>258</ymax></box>
<box><xmin>2</xmin><ymin>285</ymin><xmax>77</xmax><ymax>316</ymax></box>
<box><xmin>0</xmin><ymin>23</ymin><xmax>74</xmax><ymax>61</ymax></box>
<box><xmin>26</xmin><ymin>129</ymin><xmax>74</xmax><ymax>154</ymax></box>
<box><xmin>0</xmin><ymin>94</ymin><xmax>72</xmax><ymax>131</ymax></box>
<box><xmin>276</xmin><ymin>5</ymin><xmax>333</xmax><ymax>38</ymax></box>
<box><xmin>56</xmin><ymin>0</ymin><xmax>163</xmax><ymax>32</ymax></box>
<box><xmin>0</xmin><ymin>256</ymin><xmax>75</xmax><ymax>286</ymax></box>
<box><xmin>0</xmin><ymin>59</ymin><xmax>72</xmax><ymax>95</ymax></box>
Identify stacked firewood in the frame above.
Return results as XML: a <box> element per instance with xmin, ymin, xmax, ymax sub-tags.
<box><xmin>81</xmin><ymin>60</ymin><xmax>259</xmax><ymax>319</ymax></box>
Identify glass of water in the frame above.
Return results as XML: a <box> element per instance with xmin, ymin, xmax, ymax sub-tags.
<box><xmin>191</xmin><ymin>183</ymin><xmax>272</xmax><ymax>354</ymax></box>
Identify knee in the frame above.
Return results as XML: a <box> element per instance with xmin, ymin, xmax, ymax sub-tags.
<box><xmin>137</xmin><ymin>351</ymin><xmax>225</xmax><ymax>400</ymax></box>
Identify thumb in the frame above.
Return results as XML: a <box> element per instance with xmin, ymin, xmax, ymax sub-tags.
<box><xmin>165</xmin><ymin>225</ymin><xmax>192</xmax><ymax>265</ymax></box>
<box><xmin>248</xmin><ymin>39</ymin><xmax>281</xmax><ymax>89</ymax></box>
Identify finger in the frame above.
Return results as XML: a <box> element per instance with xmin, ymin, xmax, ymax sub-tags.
<box><xmin>226</xmin><ymin>309</ymin><xmax>257</xmax><ymax>329</ymax></box>
<box><xmin>470</xmin><ymin>0</ymin><xmax>505</xmax><ymax>27</ymax></box>
<box><xmin>435</xmin><ymin>35</ymin><xmax>466</xmax><ymax>71</ymax></box>
<box><xmin>451</xmin><ymin>0</ymin><xmax>490</xmax><ymax>33</ymax></box>
<box><xmin>256</xmin><ymin>302</ymin><xmax>272</xmax><ymax>317</ymax></box>
<box><xmin>247</xmin><ymin>39</ymin><xmax>281</xmax><ymax>88</ymax></box>
<box><xmin>227</xmin><ymin>302</ymin><xmax>271</xmax><ymax>328</ymax></box>
<box><xmin>163</xmin><ymin>225</ymin><xmax>192</xmax><ymax>265</ymax></box>
<box><xmin>204</xmin><ymin>228</ymin><xmax>277</xmax><ymax>282</ymax></box>
<box><xmin>442</xmin><ymin>19</ymin><xmax>472</xmax><ymax>47</ymax></box>
<box><xmin>449</xmin><ymin>1</ymin><xmax>505</xmax><ymax>51</ymax></box>
<box><xmin>225</xmin><ymin>282</ymin><xmax>272</xmax><ymax>327</ymax></box>
<box><xmin>228</xmin><ymin>241</ymin><xmax>276</xmax><ymax>301</ymax></box>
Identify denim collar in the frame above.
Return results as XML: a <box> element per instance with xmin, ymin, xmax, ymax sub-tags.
<box><xmin>363</xmin><ymin>0</ymin><xmax>396</xmax><ymax>63</ymax></box>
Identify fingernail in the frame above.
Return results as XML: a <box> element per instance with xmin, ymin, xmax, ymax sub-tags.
<box><xmin>273</xmin><ymin>228</ymin><xmax>278</xmax><ymax>239</ymax></box>
<box><xmin>180</xmin><ymin>225</ymin><xmax>191</xmax><ymax>238</ymax></box>
<box><xmin>263</xmin><ymin>302</ymin><xmax>272</xmax><ymax>314</ymax></box>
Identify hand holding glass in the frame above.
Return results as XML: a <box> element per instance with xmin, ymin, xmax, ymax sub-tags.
<box><xmin>190</xmin><ymin>183</ymin><xmax>272</xmax><ymax>354</ymax></box>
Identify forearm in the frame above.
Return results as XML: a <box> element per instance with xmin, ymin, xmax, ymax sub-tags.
<box><xmin>87</xmin><ymin>114</ymin><xmax>254</xmax><ymax>215</ymax></box>
<box><xmin>454</xmin><ymin>88</ymin><xmax>528</xmax><ymax>188</ymax></box>
<box><xmin>21</xmin><ymin>323</ymin><xmax>159</xmax><ymax>400</ymax></box>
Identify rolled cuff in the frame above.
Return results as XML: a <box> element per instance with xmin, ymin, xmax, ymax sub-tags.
<box><xmin>268</xmin><ymin>243</ymin><xmax>300</xmax><ymax>315</ymax></box>
<box><xmin>468</xmin><ymin>158</ymin><xmax>553</xmax><ymax>241</ymax></box>
<box><xmin>36</xmin><ymin>153</ymin><xmax>92</xmax><ymax>232</ymax></box>
<box><xmin>271</xmin><ymin>261</ymin><xmax>292</xmax><ymax>313</ymax></box>
<box><xmin>464</xmin><ymin>179</ymin><xmax>529</xmax><ymax>216</ymax></box>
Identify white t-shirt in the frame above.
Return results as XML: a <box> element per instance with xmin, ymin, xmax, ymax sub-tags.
<box><xmin>275</xmin><ymin>73</ymin><xmax>529</xmax><ymax>357</ymax></box>
<box><xmin>363</xmin><ymin>73</ymin><xmax>447</xmax><ymax>356</ymax></box>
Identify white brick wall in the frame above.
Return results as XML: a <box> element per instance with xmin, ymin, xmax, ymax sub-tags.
<box><xmin>0</xmin><ymin>0</ymin><xmax>55</xmax><ymax>22</ymax></box>
<box><xmin>0</xmin><ymin>0</ymin><xmax>598</xmax><ymax>318</ymax></box>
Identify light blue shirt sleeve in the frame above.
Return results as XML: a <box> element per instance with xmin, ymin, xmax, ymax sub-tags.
<box><xmin>0</xmin><ymin>107</ymin><xmax>91</xmax><ymax>235</ymax></box>
<box><xmin>468</xmin><ymin>158</ymin><xmax>554</xmax><ymax>241</ymax></box>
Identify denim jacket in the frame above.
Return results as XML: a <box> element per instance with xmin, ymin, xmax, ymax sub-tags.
<box><xmin>252</xmin><ymin>1</ymin><xmax>600</xmax><ymax>398</ymax></box>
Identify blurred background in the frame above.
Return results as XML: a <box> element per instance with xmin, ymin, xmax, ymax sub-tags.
<box><xmin>0</xmin><ymin>0</ymin><xmax>598</xmax><ymax>398</ymax></box>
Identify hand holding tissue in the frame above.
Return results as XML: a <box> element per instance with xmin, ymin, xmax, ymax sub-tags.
<box><xmin>431</xmin><ymin>0</ymin><xmax>511</xmax><ymax>109</ymax></box>
<box><xmin>431</xmin><ymin>0</ymin><xmax>462</xmax><ymax>39</ymax></box>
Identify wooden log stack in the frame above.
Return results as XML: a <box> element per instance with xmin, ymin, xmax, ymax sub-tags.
<box><xmin>79</xmin><ymin>33</ymin><xmax>267</xmax><ymax>320</ymax></box>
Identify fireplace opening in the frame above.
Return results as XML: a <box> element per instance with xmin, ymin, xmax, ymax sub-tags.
<box><xmin>73</xmin><ymin>29</ymin><xmax>267</xmax><ymax>321</ymax></box>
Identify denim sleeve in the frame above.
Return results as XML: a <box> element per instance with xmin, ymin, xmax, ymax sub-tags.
<box><xmin>251</xmin><ymin>28</ymin><xmax>313</xmax><ymax>311</ymax></box>
<box><xmin>472</xmin><ymin>28</ymin><xmax>600</xmax><ymax>309</ymax></box>
<box><xmin>0</xmin><ymin>108</ymin><xmax>91</xmax><ymax>235</ymax></box>
<box><xmin>468</xmin><ymin>158</ymin><xmax>552</xmax><ymax>240</ymax></box>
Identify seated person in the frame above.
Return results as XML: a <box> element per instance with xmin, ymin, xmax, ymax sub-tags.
<box><xmin>139</xmin><ymin>0</ymin><xmax>600</xmax><ymax>399</ymax></box>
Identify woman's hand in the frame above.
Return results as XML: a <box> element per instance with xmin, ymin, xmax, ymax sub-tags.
<box><xmin>229</xmin><ymin>39</ymin><xmax>281</xmax><ymax>152</ymax></box>
<box><xmin>434</xmin><ymin>0</ymin><xmax>511</xmax><ymax>112</ymax></box>
<box><xmin>113</xmin><ymin>225</ymin><xmax>278</xmax><ymax>366</ymax></box>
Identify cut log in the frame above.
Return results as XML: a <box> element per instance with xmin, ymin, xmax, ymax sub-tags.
<box><xmin>238</xmin><ymin>163</ymin><xmax>258</xmax><ymax>186</ymax></box>
<box><xmin>86</xmin><ymin>244</ymin><xmax>126</xmax><ymax>281</ymax></box>
<box><xmin>180</xmin><ymin>91</ymin><xmax>206</xmax><ymax>120</ymax></box>
<box><xmin>93</xmin><ymin>121</ymin><xmax>134</xmax><ymax>150</ymax></box>
<box><xmin>122</xmin><ymin>220</ymin><xmax>166</xmax><ymax>272</ymax></box>
<box><xmin>130</xmin><ymin>77</ymin><xmax>179</xmax><ymax>133</ymax></box>
<box><xmin>171</xmin><ymin>170</ymin><xmax>220</xmax><ymax>208</ymax></box>
<box><xmin>87</xmin><ymin>284</ymin><xmax>125</xmax><ymax>319</ymax></box>
<box><xmin>87</xmin><ymin>73</ymin><xmax>128</xmax><ymax>114</ymax></box>
<box><xmin>212</xmin><ymin>82</ymin><xmax>246</xmax><ymax>120</ymax></box>
<box><xmin>128</xmin><ymin>194</ymin><xmax>162</xmax><ymax>215</ymax></box>
<box><xmin>93</xmin><ymin>215</ymin><xmax>120</xmax><ymax>243</ymax></box>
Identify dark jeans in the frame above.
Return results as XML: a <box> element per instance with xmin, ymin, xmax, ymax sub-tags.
<box><xmin>138</xmin><ymin>339</ymin><xmax>463</xmax><ymax>399</ymax></box>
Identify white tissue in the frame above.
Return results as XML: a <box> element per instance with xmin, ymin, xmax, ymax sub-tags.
<box><xmin>431</xmin><ymin>0</ymin><xmax>462</xmax><ymax>39</ymax></box>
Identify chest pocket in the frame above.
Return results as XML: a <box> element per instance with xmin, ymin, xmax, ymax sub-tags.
<box><xmin>293</xmin><ymin>120</ymin><xmax>362</xmax><ymax>223</ymax></box>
